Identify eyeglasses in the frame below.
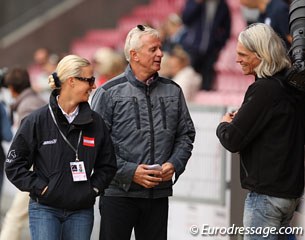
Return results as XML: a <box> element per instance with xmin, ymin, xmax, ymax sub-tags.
<box><xmin>74</xmin><ymin>76</ymin><xmax>95</xmax><ymax>87</ymax></box>
<box><xmin>137</xmin><ymin>25</ymin><xmax>145</xmax><ymax>31</ymax></box>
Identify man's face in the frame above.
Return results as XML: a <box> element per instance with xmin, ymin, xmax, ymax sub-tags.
<box><xmin>236</xmin><ymin>41</ymin><xmax>261</xmax><ymax>76</ymax></box>
<box><xmin>134</xmin><ymin>34</ymin><xmax>163</xmax><ymax>75</ymax></box>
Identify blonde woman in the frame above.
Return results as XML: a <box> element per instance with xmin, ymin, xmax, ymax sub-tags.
<box><xmin>5</xmin><ymin>55</ymin><xmax>117</xmax><ymax>240</ymax></box>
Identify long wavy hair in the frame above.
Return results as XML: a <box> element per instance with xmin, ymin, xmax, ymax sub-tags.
<box><xmin>238</xmin><ymin>23</ymin><xmax>291</xmax><ymax>78</ymax></box>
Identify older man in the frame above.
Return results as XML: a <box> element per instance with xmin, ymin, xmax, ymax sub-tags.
<box><xmin>92</xmin><ymin>25</ymin><xmax>195</xmax><ymax>240</ymax></box>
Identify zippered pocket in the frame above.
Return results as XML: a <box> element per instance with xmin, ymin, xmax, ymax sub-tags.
<box><xmin>159</xmin><ymin>97</ymin><xmax>167</xmax><ymax>129</ymax></box>
<box><xmin>133</xmin><ymin>97</ymin><xmax>141</xmax><ymax>129</ymax></box>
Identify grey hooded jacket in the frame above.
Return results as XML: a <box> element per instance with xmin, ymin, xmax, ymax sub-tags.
<box><xmin>91</xmin><ymin>65</ymin><xmax>195</xmax><ymax>198</ymax></box>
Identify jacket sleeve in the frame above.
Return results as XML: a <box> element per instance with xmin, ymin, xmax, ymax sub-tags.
<box><xmin>216</xmin><ymin>81</ymin><xmax>275</xmax><ymax>152</ymax></box>
<box><xmin>5</xmin><ymin>116</ymin><xmax>48</xmax><ymax>195</ymax></box>
<box><xmin>90</xmin><ymin>116</ymin><xmax>117</xmax><ymax>194</ymax></box>
<box><xmin>167</xmin><ymin>91</ymin><xmax>195</xmax><ymax>183</ymax></box>
<box><xmin>91</xmin><ymin>87</ymin><xmax>138</xmax><ymax>191</ymax></box>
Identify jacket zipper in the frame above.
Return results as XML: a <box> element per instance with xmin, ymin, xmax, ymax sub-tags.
<box><xmin>133</xmin><ymin>97</ymin><xmax>141</xmax><ymax>129</ymax></box>
<box><xmin>146</xmin><ymin>86</ymin><xmax>155</xmax><ymax>198</ymax></box>
<box><xmin>159</xmin><ymin>97</ymin><xmax>167</xmax><ymax>129</ymax></box>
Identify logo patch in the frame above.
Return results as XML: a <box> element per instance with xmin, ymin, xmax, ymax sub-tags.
<box><xmin>43</xmin><ymin>139</ymin><xmax>57</xmax><ymax>145</ymax></box>
<box><xmin>83</xmin><ymin>136</ymin><xmax>95</xmax><ymax>147</ymax></box>
<box><xmin>6</xmin><ymin>150</ymin><xmax>17</xmax><ymax>163</ymax></box>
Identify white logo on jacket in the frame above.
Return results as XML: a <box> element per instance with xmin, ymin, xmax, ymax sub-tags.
<box><xmin>6</xmin><ymin>150</ymin><xmax>17</xmax><ymax>163</ymax></box>
<box><xmin>43</xmin><ymin>139</ymin><xmax>57</xmax><ymax>145</ymax></box>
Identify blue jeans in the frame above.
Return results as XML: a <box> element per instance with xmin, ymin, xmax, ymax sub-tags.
<box><xmin>243</xmin><ymin>192</ymin><xmax>299</xmax><ymax>240</ymax></box>
<box><xmin>29</xmin><ymin>199</ymin><xmax>94</xmax><ymax>240</ymax></box>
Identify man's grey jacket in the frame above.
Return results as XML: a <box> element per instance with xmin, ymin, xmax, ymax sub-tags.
<box><xmin>91</xmin><ymin>65</ymin><xmax>195</xmax><ymax>198</ymax></box>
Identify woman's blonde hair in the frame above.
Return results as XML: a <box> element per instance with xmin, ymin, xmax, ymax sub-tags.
<box><xmin>48</xmin><ymin>54</ymin><xmax>90</xmax><ymax>89</ymax></box>
<box><xmin>238</xmin><ymin>23</ymin><xmax>291</xmax><ymax>78</ymax></box>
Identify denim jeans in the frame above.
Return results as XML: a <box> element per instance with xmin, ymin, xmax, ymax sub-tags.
<box><xmin>29</xmin><ymin>199</ymin><xmax>94</xmax><ymax>240</ymax></box>
<box><xmin>243</xmin><ymin>192</ymin><xmax>299</xmax><ymax>240</ymax></box>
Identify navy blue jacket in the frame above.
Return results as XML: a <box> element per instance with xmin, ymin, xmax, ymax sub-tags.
<box><xmin>5</xmin><ymin>90</ymin><xmax>117</xmax><ymax>210</ymax></box>
<box><xmin>182</xmin><ymin>0</ymin><xmax>231</xmax><ymax>54</ymax></box>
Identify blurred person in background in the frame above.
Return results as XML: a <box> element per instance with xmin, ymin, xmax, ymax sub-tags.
<box><xmin>0</xmin><ymin>67</ymin><xmax>46</xmax><ymax>240</ymax></box>
<box><xmin>0</xmin><ymin>72</ymin><xmax>13</xmax><ymax>206</ymax></box>
<box><xmin>92</xmin><ymin>25</ymin><xmax>195</xmax><ymax>240</ymax></box>
<box><xmin>0</xmin><ymin>101</ymin><xmax>12</xmax><ymax>197</ymax></box>
<box><xmin>217</xmin><ymin>23</ymin><xmax>305</xmax><ymax>240</ymax></box>
<box><xmin>167</xmin><ymin>45</ymin><xmax>202</xmax><ymax>102</ymax></box>
<box><xmin>158</xmin><ymin>52</ymin><xmax>172</xmax><ymax>78</ymax></box>
<box><xmin>181</xmin><ymin>0</ymin><xmax>231</xmax><ymax>90</ymax></box>
<box><xmin>28</xmin><ymin>47</ymin><xmax>58</xmax><ymax>101</ymax></box>
<box><xmin>161</xmin><ymin>13</ymin><xmax>186</xmax><ymax>52</ymax></box>
<box><xmin>239</xmin><ymin>0</ymin><xmax>291</xmax><ymax>49</ymax></box>
<box><xmin>5</xmin><ymin>55</ymin><xmax>117</xmax><ymax>240</ymax></box>
<box><xmin>92</xmin><ymin>47</ymin><xmax>127</xmax><ymax>87</ymax></box>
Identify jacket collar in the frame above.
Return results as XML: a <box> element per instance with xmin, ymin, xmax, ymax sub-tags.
<box><xmin>49</xmin><ymin>89</ymin><xmax>93</xmax><ymax>127</ymax></box>
<box><xmin>125</xmin><ymin>64</ymin><xmax>159</xmax><ymax>90</ymax></box>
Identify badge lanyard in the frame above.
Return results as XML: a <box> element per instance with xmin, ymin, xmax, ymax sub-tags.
<box><xmin>48</xmin><ymin>104</ymin><xmax>82</xmax><ymax>161</ymax></box>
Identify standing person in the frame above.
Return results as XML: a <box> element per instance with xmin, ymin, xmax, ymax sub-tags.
<box><xmin>0</xmin><ymin>67</ymin><xmax>46</xmax><ymax>240</ymax></box>
<box><xmin>5</xmin><ymin>55</ymin><xmax>117</xmax><ymax>240</ymax></box>
<box><xmin>240</xmin><ymin>0</ymin><xmax>291</xmax><ymax>48</ymax></box>
<box><xmin>91</xmin><ymin>25</ymin><xmax>195</xmax><ymax>240</ymax></box>
<box><xmin>216</xmin><ymin>23</ymin><xmax>305</xmax><ymax>240</ymax></box>
<box><xmin>167</xmin><ymin>45</ymin><xmax>202</xmax><ymax>102</ymax></box>
<box><xmin>181</xmin><ymin>0</ymin><xmax>231</xmax><ymax>90</ymax></box>
<box><xmin>0</xmin><ymin>92</ymin><xmax>13</xmax><ymax>201</ymax></box>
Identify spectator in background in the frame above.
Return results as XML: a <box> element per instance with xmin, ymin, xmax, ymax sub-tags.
<box><xmin>181</xmin><ymin>0</ymin><xmax>231</xmax><ymax>90</ymax></box>
<box><xmin>28</xmin><ymin>47</ymin><xmax>58</xmax><ymax>101</ymax></box>
<box><xmin>93</xmin><ymin>47</ymin><xmax>127</xmax><ymax>87</ymax></box>
<box><xmin>5</xmin><ymin>55</ymin><xmax>117</xmax><ymax>240</ymax></box>
<box><xmin>161</xmin><ymin>13</ymin><xmax>186</xmax><ymax>52</ymax></box>
<box><xmin>0</xmin><ymin>78</ymin><xmax>13</xmax><ymax>205</ymax></box>
<box><xmin>167</xmin><ymin>46</ymin><xmax>202</xmax><ymax>102</ymax></box>
<box><xmin>0</xmin><ymin>101</ymin><xmax>12</xmax><ymax>195</ymax></box>
<box><xmin>217</xmin><ymin>23</ymin><xmax>305</xmax><ymax>240</ymax></box>
<box><xmin>239</xmin><ymin>0</ymin><xmax>291</xmax><ymax>49</ymax></box>
<box><xmin>158</xmin><ymin>52</ymin><xmax>172</xmax><ymax>78</ymax></box>
<box><xmin>0</xmin><ymin>67</ymin><xmax>46</xmax><ymax>240</ymax></box>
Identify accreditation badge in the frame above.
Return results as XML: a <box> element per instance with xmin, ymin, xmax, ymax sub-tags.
<box><xmin>70</xmin><ymin>161</ymin><xmax>87</xmax><ymax>182</ymax></box>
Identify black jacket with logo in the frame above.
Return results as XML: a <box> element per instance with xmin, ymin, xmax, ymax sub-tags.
<box><xmin>5</xmin><ymin>90</ymin><xmax>117</xmax><ymax>210</ymax></box>
<box><xmin>217</xmin><ymin>71</ymin><xmax>305</xmax><ymax>198</ymax></box>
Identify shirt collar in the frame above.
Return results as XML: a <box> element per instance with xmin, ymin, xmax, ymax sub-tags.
<box><xmin>56</xmin><ymin>96</ymin><xmax>79</xmax><ymax>124</ymax></box>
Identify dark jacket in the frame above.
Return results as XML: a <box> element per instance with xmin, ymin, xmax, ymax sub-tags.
<box><xmin>181</xmin><ymin>0</ymin><xmax>231</xmax><ymax>54</ymax></box>
<box><xmin>91</xmin><ymin>65</ymin><xmax>195</xmax><ymax>198</ymax></box>
<box><xmin>216</xmin><ymin>71</ymin><xmax>305</xmax><ymax>198</ymax></box>
<box><xmin>5</xmin><ymin>90</ymin><xmax>117</xmax><ymax>210</ymax></box>
<box><xmin>258</xmin><ymin>0</ymin><xmax>290</xmax><ymax>49</ymax></box>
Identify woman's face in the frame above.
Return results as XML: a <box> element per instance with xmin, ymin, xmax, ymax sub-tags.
<box><xmin>73</xmin><ymin>65</ymin><xmax>96</xmax><ymax>103</ymax></box>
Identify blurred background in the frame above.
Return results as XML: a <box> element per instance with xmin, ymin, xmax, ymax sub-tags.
<box><xmin>0</xmin><ymin>0</ymin><xmax>303</xmax><ymax>239</ymax></box>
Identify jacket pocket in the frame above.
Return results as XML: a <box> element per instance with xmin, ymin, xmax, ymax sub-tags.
<box><xmin>159</xmin><ymin>97</ymin><xmax>167</xmax><ymax>129</ymax></box>
<box><xmin>37</xmin><ymin>170</ymin><xmax>96</xmax><ymax>209</ymax></box>
<box><xmin>133</xmin><ymin>97</ymin><xmax>141</xmax><ymax>129</ymax></box>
